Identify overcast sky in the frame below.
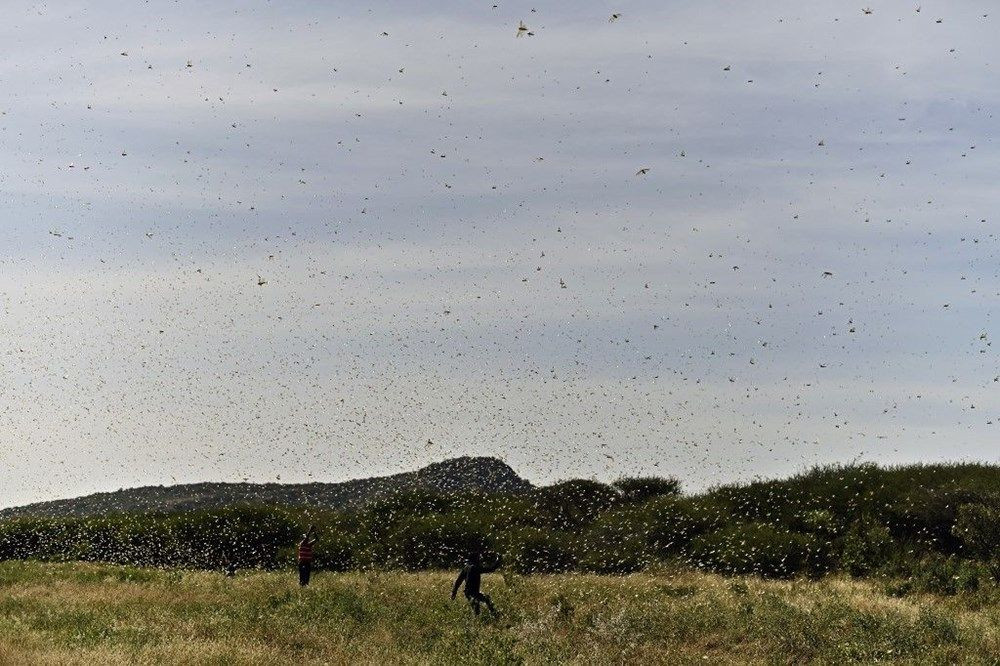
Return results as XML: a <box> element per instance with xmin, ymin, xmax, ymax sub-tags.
<box><xmin>1</xmin><ymin>0</ymin><xmax>998</xmax><ymax>506</ymax></box>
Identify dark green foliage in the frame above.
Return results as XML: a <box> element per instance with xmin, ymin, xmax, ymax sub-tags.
<box><xmin>0</xmin><ymin>463</ymin><xmax>998</xmax><ymax>582</ymax></box>
<box><xmin>578</xmin><ymin>508</ymin><xmax>651</xmax><ymax>574</ymax></box>
<box><xmin>643</xmin><ymin>496</ymin><xmax>723</xmax><ymax>556</ymax></box>
<box><xmin>613</xmin><ymin>477</ymin><xmax>681</xmax><ymax>503</ymax></box>
<box><xmin>368</xmin><ymin>489</ymin><xmax>457</xmax><ymax>524</ymax></box>
<box><xmin>533</xmin><ymin>480</ymin><xmax>620</xmax><ymax>530</ymax></box>
<box><xmin>309</xmin><ymin>530</ymin><xmax>356</xmax><ymax>572</ymax></box>
<box><xmin>841</xmin><ymin>519</ymin><xmax>894</xmax><ymax>577</ymax></box>
<box><xmin>688</xmin><ymin>523</ymin><xmax>817</xmax><ymax>578</ymax></box>
<box><xmin>952</xmin><ymin>497</ymin><xmax>1000</xmax><ymax>559</ymax></box>
<box><xmin>511</xmin><ymin>531</ymin><xmax>577</xmax><ymax>574</ymax></box>
<box><xmin>886</xmin><ymin>555</ymin><xmax>991</xmax><ymax>596</ymax></box>
<box><xmin>887</xmin><ymin>487</ymin><xmax>986</xmax><ymax>551</ymax></box>
<box><xmin>0</xmin><ymin>506</ymin><xmax>297</xmax><ymax>570</ymax></box>
<box><xmin>794</xmin><ymin>509</ymin><xmax>840</xmax><ymax>537</ymax></box>
<box><xmin>392</xmin><ymin>517</ymin><xmax>489</xmax><ymax>570</ymax></box>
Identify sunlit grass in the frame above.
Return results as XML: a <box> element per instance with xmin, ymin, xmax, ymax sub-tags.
<box><xmin>0</xmin><ymin>561</ymin><xmax>996</xmax><ymax>664</ymax></box>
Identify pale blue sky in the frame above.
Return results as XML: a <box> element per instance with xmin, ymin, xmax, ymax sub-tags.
<box><xmin>1</xmin><ymin>0</ymin><xmax>997</xmax><ymax>506</ymax></box>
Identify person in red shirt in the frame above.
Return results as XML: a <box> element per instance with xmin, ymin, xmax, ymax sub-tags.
<box><xmin>298</xmin><ymin>525</ymin><xmax>318</xmax><ymax>586</ymax></box>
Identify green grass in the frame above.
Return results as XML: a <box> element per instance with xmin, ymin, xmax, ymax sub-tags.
<box><xmin>0</xmin><ymin>562</ymin><xmax>997</xmax><ymax>664</ymax></box>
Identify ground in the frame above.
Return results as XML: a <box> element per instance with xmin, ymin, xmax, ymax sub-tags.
<box><xmin>0</xmin><ymin>562</ymin><xmax>996</xmax><ymax>664</ymax></box>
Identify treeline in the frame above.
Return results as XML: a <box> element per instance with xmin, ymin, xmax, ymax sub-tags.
<box><xmin>1</xmin><ymin>463</ymin><xmax>997</xmax><ymax>591</ymax></box>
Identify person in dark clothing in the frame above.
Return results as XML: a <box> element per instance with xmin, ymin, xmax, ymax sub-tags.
<box><xmin>222</xmin><ymin>553</ymin><xmax>236</xmax><ymax>578</ymax></box>
<box><xmin>451</xmin><ymin>551</ymin><xmax>501</xmax><ymax>616</ymax></box>
<box><xmin>298</xmin><ymin>525</ymin><xmax>318</xmax><ymax>586</ymax></box>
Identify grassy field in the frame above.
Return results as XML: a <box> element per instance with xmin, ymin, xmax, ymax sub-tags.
<box><xmin>0</xmin><ymin>562</ymin><xmax>997</xmax><ymax>664</ymax></box>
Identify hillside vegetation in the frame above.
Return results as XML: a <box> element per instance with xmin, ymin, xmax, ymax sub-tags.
<box><xmin>0</xmin><ymin>562</ymin><xmax>997</xmax><ymax>664</ymax></box>
<box><xmin>0</xmin><ymin>457</ymin><xmax>530</xmax><ymax>518</ymax></box>
<box><xmin>0</xmin><ymin>461</ymin><xmax>997</xmax><ymax>592</ymax></box>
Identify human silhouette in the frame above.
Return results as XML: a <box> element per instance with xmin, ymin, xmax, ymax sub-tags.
<box><xmin>451</xmin><ymin>551</ymin><xmax>501</xmax><ymax>616</ymax></box>
<box><xmin>298</xmin><ymin>525</ymin><xmax>318</xmax><ymax>586</ymax></box>
<box><xmin>222</xmin><ymin>553</ymin><xmax>236</xmax><ymax>577</ymax></box>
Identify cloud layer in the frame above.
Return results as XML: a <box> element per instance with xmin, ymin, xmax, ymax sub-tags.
<box><xmin>1</xmin><ymin>0</ymin><xmax>998</xmax><ymax>505</ymax></box>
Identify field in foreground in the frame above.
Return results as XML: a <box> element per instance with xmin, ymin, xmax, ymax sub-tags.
<box><xmin>0</xmin><ymin>563</ymin><xmax>998</xmax><ymax>664</ymax></box>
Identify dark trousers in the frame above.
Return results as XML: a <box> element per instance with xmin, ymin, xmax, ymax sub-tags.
<box><xmin>298</xmin><ymin>561</ymin><xmax>312</xmax><ymax>586</ymax></box>
<box><xmin>466</xmin><ymin>592</ymin><xmax>498</xmax><ymax>616</ymax></box>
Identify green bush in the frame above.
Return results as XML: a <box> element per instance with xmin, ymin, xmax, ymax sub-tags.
<box><xmin>886</xmin><ymin>554</ymin><xmax>990</xmax><ymax>596</ymax></box>
<box><xmin>887</xmin><ymin>488</ymin><xmax>984</xmax><ymax>551</ymax></box>
<box><xmin>952</xmin><ymin>499</ymin><xmax>1000</xmax><ymax>560</ymax></box>
<box><xmin>511</xmin><ymin>531</ymin><xmax>577</xmax><ymax>574</ymax></box>
<box><xmin>578</xmin><ymin>509</ymin><xmax>650</xmax><ymax>574</ymax></box>
<box><xmin>391</xmin><ymin>518</ymin><xmax>489</xmax><ymax>570</ymax></box>
<box><xmin>796</xmin><ymin>509</ymin><xmax>840</xmax><ymax>537</ymax></box>
<box><xmin>643</xmin><ymin>496</ymin><xmax>723</xmax><ymax>557</ymax></box>
<box><xmin>311</xmin><ymin>532</ymin><xmax>356</xmax><ymax>572</ymax></box>
<box><xmin>687</xmin><ymin>523</ymin><xmax>816</xmax><ymax>578</ymax></box>
<box><xmin>841</xmin><ymin>519</ymin><xmax>894</xmax><ymax>577</ymax></box>
<box><xmin>912</xmin><ymin>555</ymin><xmax>988</xmax><ymax>595</ymax></box>
<box><xmin>613</xmin><ymin>477</ymin><xmax>680</xmax><ymax>503</ymax></box>
<box><xmin>1</xmin><ymin>461</ymin><xmax>998</xmax><ymax>581</ymax></box>
<box><xmin>534</xmin><ymin>480</ymin><xmax>620</xmax><ymax>530</ymax></box>
<box><xmin>366</xmin><ymin>490</ymin><xmax>456</xmax><ymax>525</ymax></box>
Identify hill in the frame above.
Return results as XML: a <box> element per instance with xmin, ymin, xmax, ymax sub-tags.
<box><xmin>0</xmin><ymin>459</ymin><xmax>996</xmax><ymax>586</ymax></box>
<box><xmin>0</xmin><ymin>456</ymin><xmax>532</xmax><ymax>518</ymax></box>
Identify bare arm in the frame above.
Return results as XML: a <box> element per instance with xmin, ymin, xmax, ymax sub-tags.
<box><xmin>451</xmin><ymin>568</ymin><xmax>467</xmax><ymax>599</ymax></box>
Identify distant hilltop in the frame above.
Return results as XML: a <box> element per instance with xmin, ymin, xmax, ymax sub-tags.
<box><xmin>0</xmin><ymin>456</ymin><xmax>533</xmax><ymax>519</ymax></box>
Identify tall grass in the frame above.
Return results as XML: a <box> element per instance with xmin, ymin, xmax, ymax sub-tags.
<box><xmin>0</xmin><ymin>561</ymin><xmax>996</xmax><ymax>664</ymax></box>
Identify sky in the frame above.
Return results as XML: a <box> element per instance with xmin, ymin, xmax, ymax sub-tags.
<box><xmin>1</xmin><ymin>0</ymin><xmax>998</xmax><ymax>507</ymax></box>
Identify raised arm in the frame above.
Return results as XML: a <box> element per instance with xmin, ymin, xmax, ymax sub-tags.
<box><xmin>451</xmin><ymin>568</ymin><xmax>467</xmax><ymax>599</ymax></box>
<box><xmin>481</xmin><ymin>553</ymin><xmax>502</xmax><ymax>573</ymax></box>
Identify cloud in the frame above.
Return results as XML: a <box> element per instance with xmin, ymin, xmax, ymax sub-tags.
<box><xmin>1</xmin><ymin>0</ymin><xmax>998</xmax><ymax>506</ymax></box>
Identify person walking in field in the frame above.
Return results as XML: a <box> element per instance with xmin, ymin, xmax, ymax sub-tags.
<box><xmin>298</xmin><ymin>525</ymin><xmax>318</xmax><ymax>586</ymax></box>
<box><xmin>451</xmin><ymin>551</ymin><xmax>501</xmax><ymax>617</ymax></box>
<box><xmin>222</xmin><ymin>553</ymin><xmax>236</xmax><ymax>578</ymax></box>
